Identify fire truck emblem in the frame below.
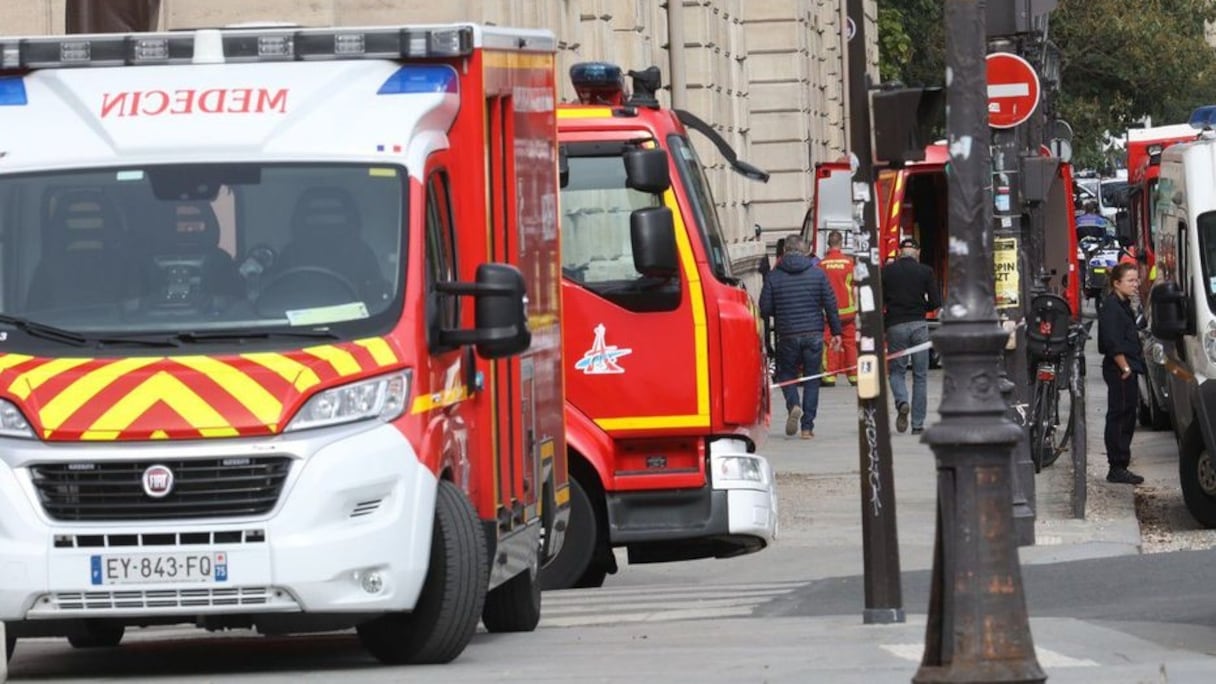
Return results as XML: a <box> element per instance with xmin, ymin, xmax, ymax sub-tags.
<box><xmin>575</xmin><ymin>324</ymin><xmax>632</xmax><ymax>375</ymax></box>
<box><xmin>142</xmin><ymin>464</ymin><xmax>175</xmax><ymax>499</ymax></box>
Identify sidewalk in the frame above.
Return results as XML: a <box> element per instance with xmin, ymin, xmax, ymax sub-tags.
<box><xmin>764</xmin><ymin>348</ymin><xmax>1144</xmax><ymax>579</ymax></box>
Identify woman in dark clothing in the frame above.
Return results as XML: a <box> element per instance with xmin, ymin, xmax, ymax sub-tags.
<box><xmin>1097</xmin><ymin>262</ymin><xmax>1146</xmax><ymax>485</ymax></box>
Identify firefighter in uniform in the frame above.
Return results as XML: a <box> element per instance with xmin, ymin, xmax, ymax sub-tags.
<box><xmin>819</xmin><ymin>230</ymin><xmax>858</xmax><ymax>386</ymax></box>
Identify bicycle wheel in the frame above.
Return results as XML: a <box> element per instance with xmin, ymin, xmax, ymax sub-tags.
<box><xmin>1041</xmin><ymin>375</ymin><xmax>1069</xmax><ymax>469</ymax></box>
<box><xmin>1029</xmin><ymin>380</ymin><xmax>1052</xmax><ymax>473</ymax></box>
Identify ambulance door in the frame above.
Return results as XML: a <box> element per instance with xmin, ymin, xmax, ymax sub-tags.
<box><xmin>560</xmin><ymin>140</ymin><xmax>706</xmax><ymax>439</ymax></box>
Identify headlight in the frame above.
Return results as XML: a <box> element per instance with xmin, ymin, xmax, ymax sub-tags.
<box><xmin>0</xmin><ymin>398</ymin><xmax>34</xmax><ymax>439</ymax></box>
<box><xmin>712</xmin><ymin>454</ymin><xmax>769</xmax><ymax>488</ymax></box>
<box><xmin>285</xmin><ymin>371</ymin><xmax>410</xmax><ymax>432</ymax></box>
<box><xmin>1205</xmin><ymin>321</ymin><xmax>1216</xmax><ymax>366</ymax></box>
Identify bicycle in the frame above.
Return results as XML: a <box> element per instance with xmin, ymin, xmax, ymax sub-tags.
<box><xmin>1025</xmin><ymin>293</ymin><xmax>1090</xmax><ymax>474</ymax></box>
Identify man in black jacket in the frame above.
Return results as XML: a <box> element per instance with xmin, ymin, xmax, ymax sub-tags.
<box><xmin>759</xmin><ymin>235</ymin><xmax>842</xmax><ymax>439</ymax></box>
<box><xmin>882</xmin><ymin>238</ymin><xmax>942</xmax><ymax>434</ymax></box>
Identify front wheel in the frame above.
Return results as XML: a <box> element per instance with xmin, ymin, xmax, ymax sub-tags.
<box><xmin>539</xmin><ymin>477</ymin><xmax>599</xmax><ymax>591</ymax></box>
<box><xmin>1181</xmin><ymin>442</ymin><xmax>1216</xmax><ymax>528</ymax></box>
<box><xmin>357</xmin><ymin>479</ymin><xmax>487</xmax><ymax>665</ymax></box>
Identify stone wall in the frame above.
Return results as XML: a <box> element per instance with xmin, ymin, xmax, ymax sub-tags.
<box><xmin>2</xmin><ymin>0</ymin><xmax>878</xmax><ymax>294</ymax></box>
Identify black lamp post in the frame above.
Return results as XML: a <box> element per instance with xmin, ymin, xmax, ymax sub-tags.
<box><xmin>914</xmin><ymin>1</ymin><xmax>1046</xmax><ymax>682</ymax></box>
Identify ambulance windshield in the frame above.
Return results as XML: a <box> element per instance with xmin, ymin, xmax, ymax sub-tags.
<box><xmin>0</xmin><ymin>163</ymin><xmax>405</xmax><ymax>345</ymax></box>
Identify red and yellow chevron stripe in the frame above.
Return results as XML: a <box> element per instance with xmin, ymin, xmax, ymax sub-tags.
<box><xmin>0</xmin><ymin>337</ymin><xmax>401</xmax><ymax>441</ymax></box>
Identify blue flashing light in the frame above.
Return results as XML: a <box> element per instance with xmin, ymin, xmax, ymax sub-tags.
<box><xmin>1189</xmin><ymin>105</ymin><xmax>1216</xmax><ymax>130</ymax></box>
<box><xmin>570</xmin><ymin>62</ymin><xmax>622</xmax><ymax>88</ymax></box>
<box><xmin>570</xmin><ymin>62</ymin><xmax>626</xmax><ymax>105</ymax></box>
<box><xmin>377</xmin><ymin>64</ymin><xmax>458</xmax><ymax>96</ymax></box>
<box><xmin>0</xmin><ymin>77</ymin><xmax>27</xmax><ymax>106</ymax></box>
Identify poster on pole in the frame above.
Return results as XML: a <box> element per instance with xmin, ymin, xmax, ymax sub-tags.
<box><xmin>994</xmin><ymin>237</ymin><xmax>1020</xmax><ymax>308</ymax></box>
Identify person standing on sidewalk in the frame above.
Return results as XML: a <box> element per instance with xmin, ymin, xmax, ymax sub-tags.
<box><xmin>1098</xmin><ymin>262</ymin><xmax>1146</xmax><ymax>485</ymax></box>
<box><xmin>818</xmin><ymin>230</ymin><xmax>858</xmax><ymax>387</ymax></box>
<box><xmin>881</xmin><ymin>238</ymin><xmax>941</xmax><ymax>435</ymax></box>
<box><xmin>759</xmin><ymin>235</ymin><xmax>842</xmax><ymax>439</ymax></box>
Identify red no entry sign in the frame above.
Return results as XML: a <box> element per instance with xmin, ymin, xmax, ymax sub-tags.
<box><xmin>986</xmin><ymin>52</ymin><xmax>1040</xmax><ymax>129</ymax></box>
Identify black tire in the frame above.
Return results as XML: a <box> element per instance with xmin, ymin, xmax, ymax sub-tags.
<box><xmin>67</xmin><ymin>621</ymin><xmax>124</xmax><ymax>649</ymax></box>
<box><xmin>1041</xmin><ymin>378</ymin><xmax>1067</xmax><ymax>469</ymax></box>
<box><xmin>1029</xmin><ymin>380</ymin><xmax>1051</xmax><ymax>472</ymax></box>
<box><xmin>539</xmin><ymin>477</ymin><xmax>598</xmax><ymax>591</ymax></box>
<box><xmin>481</xmin><ymin>566</ymin><xmax>541</xmax><ymax>633</ymax></box>
<box><xmin>5</xmin><ymin>633</ymin><xmax>14</xmax><ymax>662</ymax></box>
<box><xmin>572</xmin><ymin>563</ymin><xmax>609</xmax><ymax>589</ymax></box>
<box><xmin>357</xmin><ymin>479</ymin><xmax>487</xmax><ymax>665</ymax></box>
<box><xmin>1180</xmin><ymin>441</ymin><xmax>1216</xmax><ymax>528</ymax></box>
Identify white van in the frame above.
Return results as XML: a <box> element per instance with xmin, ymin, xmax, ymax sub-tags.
<box><xmin>1145</xmin><ymin>107</ymin><xmax>1216</xmax><ymax>527</ymax></box>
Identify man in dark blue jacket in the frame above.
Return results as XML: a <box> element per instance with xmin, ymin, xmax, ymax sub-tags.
<box><xmin>759</xmin><ymin>235</ymin><xmax>842</xmax><ymax>439</ymax></box>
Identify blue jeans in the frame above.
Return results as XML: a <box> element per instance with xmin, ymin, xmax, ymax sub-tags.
<box><xmin>777</xmin><ymin>333</ymin><xmax>823</xmax><ymax>432</ymax></box>
<box><xmin>888</xmin><ymin>321</ymin><xmax>930</xmax><ymax>430</ymax></box>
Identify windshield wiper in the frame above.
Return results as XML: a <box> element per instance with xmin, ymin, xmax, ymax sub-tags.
<box><xmin>0</xmin><ymin>316</ymin><xmax>185</xmax><ymax>348</ymax></box>
<box><xmin>0</xmin><ymin>314</ymin><xmax>91</xmax><ymax>347</ymax></box>
<box><xmin>174</xmin><ymin>329</ymin><xmax>340</xmax><ymax>344</ymax></box>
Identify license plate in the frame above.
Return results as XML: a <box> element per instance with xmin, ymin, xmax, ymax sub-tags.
<box><xmin>90</xmin><ymin>552</ymin><xmax>228</xmax><ymax>585</ymax></box>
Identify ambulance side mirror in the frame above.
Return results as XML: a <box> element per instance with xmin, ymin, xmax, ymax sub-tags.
<box><xmin>631</xmin><ymin>206</ymin><xmax>678</xmax><ymax>279</ymax></box>
<box><xmin>1150</xmin><ymin>281</ymin><xmax>1189</xmax><ymax>341</ymax></box>
<box><xmin>624</xmin><ymin>148</ymin><xmax>670</xmax><ymax>193</ymax></box>
<box><xmin>436</xmin><ymin>263</ymin><xmax>531</xmax><ymax>359</ymax></box>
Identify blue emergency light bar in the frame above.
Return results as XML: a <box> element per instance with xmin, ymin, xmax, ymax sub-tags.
<box><xmin>1189</xmin><ymin>105</ymin><xmax>1216</xmax><ymax>130</ymax></box>
<box><xmin>0</xmin><ymin>25</ymin><xmax>474</xmax><ymax>70</ymax></box>
<box><xmin>570</xmin><ymin>62</ymin><xmax>627</xmax><ymax>105</ymax></box>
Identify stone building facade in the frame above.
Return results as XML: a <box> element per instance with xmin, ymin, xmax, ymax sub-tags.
<box><xmin>3</xmin><ymin>1</ymin><xmax>877</xmax><ymax>288</ymax></box>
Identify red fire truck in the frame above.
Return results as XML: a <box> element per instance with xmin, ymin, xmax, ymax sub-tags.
<box><xmin>809</xmin><ymin>143</ymin><xmax>1081</xmax><ymax>325</ymax></box>
<box><xmin>0</xmin><ymin>23</ymin><xmax>565</xmax><ymax>665</ymax></box>
<box><xmin>541</xmin><ymin>63</ymin><xmax>778</xmax><ymax>589</ymax></box>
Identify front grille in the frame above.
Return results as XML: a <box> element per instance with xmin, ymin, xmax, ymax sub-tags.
<box><xmin>33</xmin><ymin>587</ymin><xmax>295</xmax><ymax>614</ymax></box>
<box><xmin>30</xmin><ymin>457</ymin><xmax>292</xmax><ymax>522</ymax></box>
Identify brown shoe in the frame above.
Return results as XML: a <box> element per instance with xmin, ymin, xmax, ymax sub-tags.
<box><xmin>800</xmin><ymin>430</ymin><xmax>814</xmax><ymax>439</ymax></box>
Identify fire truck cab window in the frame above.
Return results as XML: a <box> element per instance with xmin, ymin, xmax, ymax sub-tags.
<box><xmin>559</xmin><ymin>150</ymin><xmax>680</xmax><ymax>312</ymax></box>
<box><xmin>0</xmin><ymin>163</ymin><xmax>406</xmax><ymax>350</ymax></box>
<box><xmin>425</xmin><ymin>170</ymin><xmax>460</xmax><ymax>343</ymax></box>
<box><xmin>668</xmin><ymin>135</ymin><xmax>733</xmax><ymax>283</ymax></box>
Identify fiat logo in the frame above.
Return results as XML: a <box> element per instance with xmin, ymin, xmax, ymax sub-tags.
<box><xmin>142</xmin><ymin>464</ymin><xmax>175</xmax><ymax>499</ymax></box>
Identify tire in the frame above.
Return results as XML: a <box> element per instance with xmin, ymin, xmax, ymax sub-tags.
<box><xmin>357</xmin><ymin>479</ymin><xmax>487</xmax><ymax>665</ymax></box>
<box><xmin>572</xmin><ymin>563</ymin><xmax>609</xmax><ymax>589</ymax></box>
<box><xmin>67</xmin><ymin>621</ymin><xmax>124</xmax><ymax>649</ymax></box>
<box><xmin>481</xmin><ymin>566</ymin><xmax>541</xmax><ymax>633</ymax></box>
<box><xmin>1180</xmin><ymin>441</ymin><xmax>1216</xmax><ymax>528</ymax></box>
<box><xmin>539</xmin><ymin>477</ymin><xmax>598</xmax><ymax>591</ymax></box>
<box><xmin>1029</xmin><ymin>381</ymin><xmax>1050</xmax><ymax>473</ymax></box>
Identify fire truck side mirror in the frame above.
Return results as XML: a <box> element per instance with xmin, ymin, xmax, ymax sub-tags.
<box><xmin>624</xmin><ymin>148</ymin><xmax>670</xmax><ymax>194</ymax></box>
<box><xmin>631</xmin><ymin>206</ymin><xmax>678</xmax><ymax>279</ymax></box>
<box><xmin>1150</xmin><ymin>281</ymin><xmax>1189</xmax><ymax>341</ymax></box>
<box><xmin>559</xmin><ymin>147</ymin><xmax>569</xmax><ymax>188</ymax></box>
<box><xmin>435</xmin><ymin>263</ymin><xmax>532</xmax><ymax>359</ymax></box>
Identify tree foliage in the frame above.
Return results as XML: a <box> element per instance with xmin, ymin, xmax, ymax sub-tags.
<box><xmin>876</xmin><ymin>0</ymin><xmax>1216</xmax><ymax>169</ymax></box>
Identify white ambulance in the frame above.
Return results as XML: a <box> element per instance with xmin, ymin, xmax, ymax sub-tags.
<box><xmin>1147</xmin><ymin>105</ymin><xmax>1216</xmax><ymax>528</ymax></box>
<box><xmin>0</xmin><ymin>23</ymin><xmax>567</xmax><ymax>666</ymax></box>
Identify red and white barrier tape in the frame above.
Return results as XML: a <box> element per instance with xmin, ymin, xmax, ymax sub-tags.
<box><xmin>769</xmin><ymin>340</ymin><xmax>935</xmax><ymax>389</ymax></box>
